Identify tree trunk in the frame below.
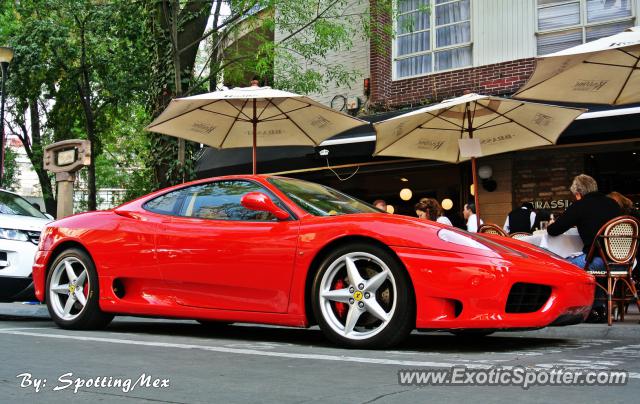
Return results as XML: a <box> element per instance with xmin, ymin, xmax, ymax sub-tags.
<box><xmin>149</xmin><ymin>0</ymin><xmax>212</xmax><ymax>189</ymax></box>
<box><xmin>27</xmin><ymin>99</ymin><xmax>56</xmax><ymax>216</ymax></box>
<box><xmin>77</xmin><ymin>19</ymin><xmax>97</xmax><ymax>211</ymax></box>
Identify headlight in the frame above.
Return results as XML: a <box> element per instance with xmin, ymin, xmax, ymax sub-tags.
<box><xmin>438</xmin><ymin>229</ymin><xmax>490</xmax><ymax>251</ymax></box>
<box><xmin>0</xmin><ymin>227</ymin><xmax>29</xmax><ymax>242</ymax></box>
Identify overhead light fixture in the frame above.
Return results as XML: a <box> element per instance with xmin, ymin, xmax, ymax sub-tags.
<box><xmin>400</xmin><ymin>177</ymin><xmax>409</xmax><ymax>182</ymax></box>
<box><xmin>478</xmin><ymin>165</ymin><xmax>493</xmax><ymax>180</ymax></box>
<box><xmin>400</xmin><ymin>188</ymin><xmax>412</xmax><ymax>201</ymax></box>
<box><xmin>470</xmin><ymin>184</ymin><xmax>475</xmax><ymax>196</ymax></box>
<box><xmin>386</xmin><ymin>205</ymin><xmax>395</xmax><ymax>214</ymax></box>
<box><xmin>441</xmin><ymin>199</ymin><xmax>453</xmax><ymax>211</ymax></box>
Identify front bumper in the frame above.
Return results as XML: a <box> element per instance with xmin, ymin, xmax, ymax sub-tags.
<box><xmin>0</xmin><ymin>239</ymin><xmax>39</xmax><ymax>301</ymax></box>
<box><xmin>32</xmin><ymin>250</ymin><xmax>51</xmax><ymax>302</ymax></box>
<box><xmin>0</xmin><ymin>239</ymin><xmax>39</xmax><ymax>277</ymax></box>
<box><xmin>393</xmin><ymin>246</ymin><xmax>595</xmax><ymax>330</ymax></box>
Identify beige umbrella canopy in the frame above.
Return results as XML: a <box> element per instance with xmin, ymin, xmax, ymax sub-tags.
<box><xmin>373</xmin><ymin>93</ymin><xmax>585</xmax><ymax>228</ymax></box>
<box><xmin>146</xmin><ymin>86</ymin><xmax>368</xmax><ymax>174</ymax></box>
<box><xmin>514</xmin><ymin>27</ymin><xmax>640</xmax><ymax>105</ymax></box>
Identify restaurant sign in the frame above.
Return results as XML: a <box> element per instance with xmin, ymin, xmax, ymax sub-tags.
<box><xmin>532</xmin><ymin>199</ymin><xmax>572</xmax><ymax>210</ymax></box>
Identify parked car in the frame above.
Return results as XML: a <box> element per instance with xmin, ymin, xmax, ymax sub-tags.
<box><xmin>1</xmin><ymin>189</ymin><xmax>51</xmax><ymax>302</ymax></box>
<box><xmin>33</xmin><ymin>176</ymin><xmax>595</xmax><ymax>348</ymax></box>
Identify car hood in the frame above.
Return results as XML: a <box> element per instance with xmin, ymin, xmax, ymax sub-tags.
<box><xmin>0</xmin><ymin>213</ymin><xmax>51</xmax><ymax>231</ymax></box>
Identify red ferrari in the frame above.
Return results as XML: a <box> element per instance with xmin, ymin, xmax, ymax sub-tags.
<box><xmin>33</xmin><ymin>175</ymin><xmax>594</xmax><ymax>348</ymax></box>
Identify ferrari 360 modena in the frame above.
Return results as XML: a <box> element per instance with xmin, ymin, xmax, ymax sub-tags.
<box><xmin>33</xmin><ymin>175</ymin><xmax>595</xmax><ymax>348</ymax></box>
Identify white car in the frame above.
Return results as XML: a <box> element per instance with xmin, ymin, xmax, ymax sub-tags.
<box><xmin>0</xmin><ymin>189</ymin><xmax>52</xmax><ymax>302</ymax></box>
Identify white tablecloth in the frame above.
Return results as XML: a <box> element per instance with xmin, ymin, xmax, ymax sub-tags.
<box><xmin>520</xmin><ymin>228</ymin><xmax>584</xmax><ymax>258</ymax></box>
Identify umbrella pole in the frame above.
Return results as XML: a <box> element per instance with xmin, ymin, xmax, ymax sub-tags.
<box><xmin>252</xmin><ymin>98</ymin><xmax>257</xmax><ymax>175</ymax></box>
<box><xmin>466</xmin><ymin>102</ymin><xmax>481</xmax><ymax>230</ymax></box>
<box><xmin>471</xmin><ymin>156</ymin><xmax>481</xmax><ymax>230</ymax></box>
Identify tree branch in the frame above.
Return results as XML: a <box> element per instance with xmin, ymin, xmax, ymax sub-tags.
<box><xmin>177</xmin><ymin>0</ymin><xmax>260</xmax><ymax>56</ymax></box>
<box><xmin>276</xmin><ymin>0</ymin><xmax>342</xmax><ymax>44</ymax></box>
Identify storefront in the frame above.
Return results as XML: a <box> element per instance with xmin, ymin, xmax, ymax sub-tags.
<box><xmin>195</xmin><ymin>104</ymin><xmax>640</xmax><ymax>227</ymax></box>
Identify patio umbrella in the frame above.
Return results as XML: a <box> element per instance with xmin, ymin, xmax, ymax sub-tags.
<box><xmin>146</xmin><ymin>86</ymin><xmax>368</xmax><ymax>174</ymax></box>
<box><xmin>373</xmin><ymin>93</ymin><xmax>585</xmax><ymax>228</ymax></box>
<box><xmin>514</xmin><ymin>26</ymin><xmax>640</xmax><ymax>105</ymax></box>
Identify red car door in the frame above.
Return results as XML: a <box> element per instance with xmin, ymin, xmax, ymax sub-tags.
<box><xmin>151</xmin><ymin>180</ymin><xmax>299</xmax><ymax>313</ymax></box>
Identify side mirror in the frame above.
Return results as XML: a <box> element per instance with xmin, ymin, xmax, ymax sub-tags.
<box><xmin>44</xmin><ymin>213</ymin><xmax>54</xmax><ymax>220</ymax></box>
<box><xmin>241</xmin><ymin>192</ymin><xmax>290</xmax><ymax>220</ymax></box>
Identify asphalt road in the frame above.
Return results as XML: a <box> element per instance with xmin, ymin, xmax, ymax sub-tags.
<box><xmin>1</xmin><ymin>303</ymin><xmax>639</xmax><ymax>403</ymax></box>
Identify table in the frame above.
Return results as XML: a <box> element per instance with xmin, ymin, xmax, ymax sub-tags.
<box><xmin>520</xmin><ymin>228</ymin><xmax>584</xmax><ymax>258</ymax></box>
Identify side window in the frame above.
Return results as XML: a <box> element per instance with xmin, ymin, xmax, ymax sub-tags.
<box><xmin>145</xmin><ymin>180</ymin><xmax>286</xmax><ymax>221</ymax></box>
<box><xmin>144</xmin><ymin>187</ymin><xmax>190</xmax><ymax>215</ymax></box>
<box><xmin>182</xmin><ymin>181</ymin><xmax>279</xmax><ymax>221</ymax></box>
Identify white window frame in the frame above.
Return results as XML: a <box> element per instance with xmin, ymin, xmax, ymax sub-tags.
<box><xmin>535</xmin><ymin>0</ymin><xmax>636</xmax><ymax>55</ymax></box>
<box><xmin>392</xmin><ymin>0</ymin><xmax>474</xmax><ymax>81</ymax></box>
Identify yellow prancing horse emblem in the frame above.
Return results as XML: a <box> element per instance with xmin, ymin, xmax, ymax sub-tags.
<box><xmin>69</xmin><ymin>284</ymin><xmax>76</xmax><ymax>294</ymax></box>
<box><xmin>353</xmin><ymin>291</ymin><xmax>363</xmax><ymax>301</ymax></box>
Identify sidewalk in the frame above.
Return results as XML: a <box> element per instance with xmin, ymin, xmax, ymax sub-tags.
<box><xmin>0</xmin><ymin>302</ymin><xmax>637</xmax><ymax>339</ymax></box>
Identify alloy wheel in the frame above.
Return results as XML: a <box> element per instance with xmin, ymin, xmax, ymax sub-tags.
<box><xmin>318</xmin><ymin>252</ymin><xmax>397</xmax><ymax>340</ymax></box>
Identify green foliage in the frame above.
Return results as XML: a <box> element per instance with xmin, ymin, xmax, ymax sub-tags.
<box><xmin>1</xmin><ymin>0</ymin><xmax>154</xmax><ymax>210</ymax></box>
<box><xmin>1</xmin><ymin>146</ymin><xmax>19</xmax><ymax>191</ymax></box>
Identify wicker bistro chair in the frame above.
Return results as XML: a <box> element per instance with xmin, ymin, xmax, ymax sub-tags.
<box><xmin>478</xmin><ymin>224</ymin><xmax>508</xmax><ymax>237</ymax></box>
<box><xmin>510</xmin><ymin>232</ymin><xmax>532</xmax><ymax>240</ymax></box>
<box><xmin>583</xmin><ymin>216</ymin><xmax>640</xmax><ymax>326</ymax></box>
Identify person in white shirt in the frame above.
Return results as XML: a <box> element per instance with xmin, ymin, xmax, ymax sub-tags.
<box><xmin>503</xmin><ymin>202</ymin><xmax>536</xmax><ymax>234</ymax></box>
<box><xmin>463</xmin><ymin>203</ymin><xmax>483</xmax><ymax>232</ymax></box>
<box><xmin>415</xmin><ymin>199</ymin><xmax>453</xmax><ymax>226</ymax></box>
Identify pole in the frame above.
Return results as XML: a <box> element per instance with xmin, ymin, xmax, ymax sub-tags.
<box><xmin>471</xmin><ymin>156</ymin><xmax>481</xmax><ymax>230</ymax></box>
<box><xmin>466</xmin><ymin>102</ymin><xmax>481</xmax><ymax>230</ymax></box>
<box><xmin>0</xmin><ymin>63</ymin><xmax>7</xmax><ymax>185</ymax></box>
<box><xmin>252</xmin><ymin>98</ymin><xmax>257</xmax><ymax>175</ymax></box>
<box><xmin>55</xmin><ymin>172</ymin><xmax>76</xmax><ymax>219</ymax></box>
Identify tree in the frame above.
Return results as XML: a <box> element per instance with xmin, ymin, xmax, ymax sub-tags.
<box><xmin>1</xmin><ymin>0</ymin><xmax>153</xmax><ymax>212</ymax></box>
<box><xmin>146</xmin><ymin>0</ymin><xmax>388</xmax><ymax>188</ymax></box>
<box><xmin>0</xmin><ymin>144</ymin><xmax>18</xmax><ymax>191</ymax></box>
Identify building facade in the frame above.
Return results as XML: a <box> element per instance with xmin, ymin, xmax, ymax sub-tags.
<box><xmin>198</xmin><ymin>0</ymin><xmax>640</xmax><ymax>227</ymax></box>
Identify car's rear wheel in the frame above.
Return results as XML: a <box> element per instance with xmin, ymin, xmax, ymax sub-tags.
<box><xmin>46</xmin><ymin>248</ymin><xmax>113</xmax><ymax>329</ymax></box>
<box><xmin>311</xmin><ymin>243</ymin><xmax>414</xmax><ymax>348</ymax></box>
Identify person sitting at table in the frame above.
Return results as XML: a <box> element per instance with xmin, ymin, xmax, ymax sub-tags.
<box><xmin>503</xmin><ymin>202</ymin><xmax>536</xmax><ymax>234</ymax></box>
<box><xmin>547</xmin><ymin>174</ymin><xmax>620</xmax><ymax>322</ymax></box>
<box><xmin>415</xmin><ymin>198</ymin><xmax>453</xmax><ymax>226</ymax></box>
<box><xmin>463</xmin><ymin>203</ymin><xmax>483</xmax><ymax>232</ymax></box>
<box><xmin>608</xmin><ymin>191</ymin><xmax>638</xmax><ymax>219</ymax></box>
<box><xmin>532</xmin><ymin>209</ymin><xmax>553</xmax><ymax>232</ymax></box>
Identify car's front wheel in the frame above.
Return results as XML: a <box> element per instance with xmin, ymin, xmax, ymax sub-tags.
<box><xmin>46</xmin><ymin>248</ymin><xmax>113</xmax><ymax>329</ymax></box>
<box><xmin>311</xmin><ymin>243</ymin><xmax>414</xmax><ymax>348</ymax></box>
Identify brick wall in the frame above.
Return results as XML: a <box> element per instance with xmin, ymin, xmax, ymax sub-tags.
<box><xmin>512</xmin><ymin>149</ymin><xmax>583</xmax><ymax>216</ymax></box>
<box><xmin>369</xmin><ymin>1</ymin><xmax>535</xmax><ymax>109</ymax></box>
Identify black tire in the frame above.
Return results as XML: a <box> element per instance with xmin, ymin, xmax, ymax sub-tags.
<box><xmin>311</xmin><ymin>242</ymin><xmax>415</xmax><ymax>349</ymax></box>
<box><xmin>45</xmin><ymin>248</ymin><xmax>113</xmax><ymax>330</ymax></box>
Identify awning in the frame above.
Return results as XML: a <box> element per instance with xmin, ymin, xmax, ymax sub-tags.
<box><xmin>195</xmin><ymin>102</ymin><xmax>640</xmax><ymax>178</ymax></box>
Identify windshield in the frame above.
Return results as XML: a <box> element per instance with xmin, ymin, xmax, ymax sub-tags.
<box><xmin>268</xmin><ymin>177</ymin><xmax>379</xmax><ymax>216</ymax></box>
<box><xmin>0</xmin><ymin>190</ymin><xmax>47</xmax><ymax>218</ymax></box>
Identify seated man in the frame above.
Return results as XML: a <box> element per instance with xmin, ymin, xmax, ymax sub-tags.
<box><xmin>504</xmin><ymin>202</ymin><xmax>536</xmax><ymax>234</ymax></box>
<box><xmin>546</xmin><ymin>174</ymin><xmax>621</xmax><ymax>321</ymax></box>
